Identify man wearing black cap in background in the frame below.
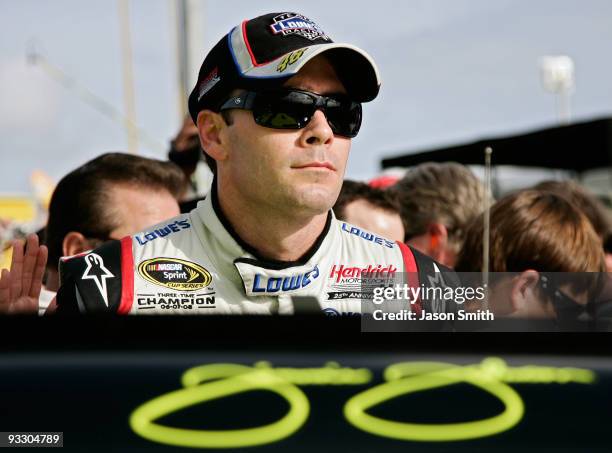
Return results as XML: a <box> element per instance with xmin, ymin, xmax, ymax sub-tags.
<box><xmin>55</xmin><ymin>12</ymin><xmax>456</xmax><ymax>315</ymax></box>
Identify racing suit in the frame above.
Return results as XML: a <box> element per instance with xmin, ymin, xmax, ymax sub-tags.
<box><xmin>56</xmin><ymin>188</ymin><xmax>458</xmax><ymax>315</ymax></box>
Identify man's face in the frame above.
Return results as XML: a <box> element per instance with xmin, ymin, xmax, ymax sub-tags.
<box><xmin>342</xmin><ymin>199</ymin><xmax>405</xmax><ymax>242</ymax></box>
<box><xmin>220</xmin><ymin>55</ymin><xmax>352</xmax><ymax>217</ymax></box>
<box><xmin>106</xmin><ymin>184</ymin><xmax>180</xmax><ymax>239</ymax></box>
<box><xmin>488</xmin><ymin>274</ymin><xmax>588</xmax><ymax>319</ymax></box>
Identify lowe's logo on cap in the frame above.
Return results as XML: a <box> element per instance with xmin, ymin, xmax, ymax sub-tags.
<box><xmin>269</xmin><ymin>13</ymin><xmax>330</xmax><ymax>41</ymax></box>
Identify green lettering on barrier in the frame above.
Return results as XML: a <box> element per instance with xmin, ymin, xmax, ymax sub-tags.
<box><xmin>130</xmin><ymin>362</ymin><xmax>370</xmax><ymax>448</ymax></box>
<box><xmin>344</xmin><ymin>360</ymin><xmax>524</xmax><ymax>442</ymax></box>
<box><xmin>129</xmin><ymin>358</ymin><xmax>595</xmax><ymax>448</ymax></box>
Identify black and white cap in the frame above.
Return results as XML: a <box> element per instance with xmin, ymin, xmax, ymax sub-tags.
<box><xmin>188</xmin><ymin>12</ymin><xmax>381</xmax><ymax>122</ymax></box>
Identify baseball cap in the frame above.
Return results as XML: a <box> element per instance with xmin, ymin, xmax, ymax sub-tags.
<box><xmin>187</xmin><ymin>12</ymin><xmax>381</xmax><ymax>123</ymax></box>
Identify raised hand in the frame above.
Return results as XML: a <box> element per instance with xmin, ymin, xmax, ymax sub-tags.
<box><xmin>0</xmin><ymin>234</ymin><xmax>48</xmax><ymax>314</ymax></box>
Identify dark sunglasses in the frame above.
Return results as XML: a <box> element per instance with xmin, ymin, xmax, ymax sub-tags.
<box><xmin>219</xmin><ymin>89</ymin><xmax>362</xmax><ymax>138</ymax></box>
<box><xmin>539</xmin><ymin>274</ymin><xmax>593</xmax><ymax>322</ymax></box>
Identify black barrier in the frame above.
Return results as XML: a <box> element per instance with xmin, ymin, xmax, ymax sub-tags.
<box><xmin>0</xmin><ymin>316</ymin><xmax>610</xmax><ymax>451</ymax></box>
<box><xmin>0</xmin><ymin>350</ymin><xmax>610</xmax><ymax>451</ymax></box>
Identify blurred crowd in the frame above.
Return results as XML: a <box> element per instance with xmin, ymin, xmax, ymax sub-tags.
<box><xmin>1</xmin><ymin>114</ymin><xmax>611</xmax><ymax>321</ymax></box>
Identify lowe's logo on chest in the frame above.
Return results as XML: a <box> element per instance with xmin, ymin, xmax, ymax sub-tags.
<box><xmin>135</xmin><ymin>219</ymin><xmax>190</xmax><ymax>246</ymax></box>
<box><xmin>341</xmin><ymin>223</ymin><xmax>395</xmax><ymax>249</ymax></box>
<box><xmin>252</xmin><ymin>266</ymin><xmax>320</xmax><ymax>294</ymax></box>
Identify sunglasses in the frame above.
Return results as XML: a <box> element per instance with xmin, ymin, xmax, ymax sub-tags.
<box><xmin>219</xmin><ymin>89</ymin><xmax>362</xmax><ymax>138</ymax></box>
<box><xmin>539</xmin><ymin>274</ymin><xmax>593</xmax><ymax>322</ymax></box>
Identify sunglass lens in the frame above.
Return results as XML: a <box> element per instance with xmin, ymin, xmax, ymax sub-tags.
<box><xmin>325</xmin><ymin>100</ymin><xmax>362</xmax><ymax>137</ymax></box>
<box><xmin>256</xmin><ymin>112</ymin><xmax>304</xmax><ymax>128</ymax></box>
<box><xmin>253</xmin><ymin>92</ymin><xmax>314</xmax><ymax>129</ymax></box>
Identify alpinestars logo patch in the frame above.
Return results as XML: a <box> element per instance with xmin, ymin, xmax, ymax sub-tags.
<box><xmin>82</xmin><ymin>253</ymin><xmax>115</xmax><ymax>307</ymax></box>
<box><xmin>269</xmin><ymin>13</ymin><xmax>330</xmax><ymax>41</ymax></box>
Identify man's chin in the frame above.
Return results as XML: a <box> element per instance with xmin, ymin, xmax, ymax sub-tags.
<box><xmin>291</xmin><ymin>186</ymin><xmax>337</xmax><ymax>215</ymax></box>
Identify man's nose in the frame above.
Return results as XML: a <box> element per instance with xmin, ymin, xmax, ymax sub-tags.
<box><xmin>300</xmin><ymin>110</ymin><xmax>334</xmax><ymax>147</ymax></box>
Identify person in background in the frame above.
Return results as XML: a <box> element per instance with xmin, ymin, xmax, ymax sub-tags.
<box><xmin>456</xmin><ymin>189</ymin><xmax>605</xmax><ymax>320</ymax></box>
<box><xmin>390</xmin><ymin>162</ymin><xmax>490</xmax><ymax>268</ymax></box>
<box><xmin>168</xmin><ymin>116</ymin><xmax>214</xmax><ymax>211</ymax></box>
<box><xmin>0</xmin><ymin>153</ymin><xmax>184</xmax><ymax>314</ymax></box>
<box><xmin>333</xmin><ymin>180</ymin><xmax>404</xmax><ymax>242</ymax></box>
<box><xmin>533</xmin><ymin>180</ymin><xmax>612</xmax><ymax>271</ymax></box>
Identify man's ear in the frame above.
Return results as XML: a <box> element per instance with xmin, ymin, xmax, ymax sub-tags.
<box><xmin>62</xmin><ymin>232</ymin><xmax>94</xmax><ymax>258</ymax></box>
<box><xmin>510</xmin><ymin>270</ymin><xmax>540</xmax><ymax>314</ymax></box>
<box><xmin>196</xmin><ymin>110</ymin><xmax>228</xmax><ymax>163</ymax></box>
<box><xmin>426</xmin><ymin>223</ymin><xmax>448</xmax><ymax>260</ymax></box>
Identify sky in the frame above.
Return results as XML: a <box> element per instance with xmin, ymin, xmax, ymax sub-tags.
<box><xmin>1</xmin><ymin>0</ymin><xmax>612</xmax><ymax>194</ymax></box>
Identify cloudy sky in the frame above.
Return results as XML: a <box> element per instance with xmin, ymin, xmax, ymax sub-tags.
<box><xmin>2</xmin><ymin>0</ymin><xmax>612</xmax><ymax>193</ymax></box>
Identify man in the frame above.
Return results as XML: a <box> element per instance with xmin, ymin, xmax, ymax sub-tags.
<box><xmin>0</xmin><ymin>153</ymin><xmax>183</xmax><ymax>314</ymax></box>
<box><xmin>55</xmin><ymin>12</ymin><xmax>456</xmax><ymax>315</ymax></box>
<box><xmin>533</xmin><ymin>180</ymin><xmax>612</xmax><ymax>271</ymax></box>
<box><xmin>334</xmin><ymin>180</ymin><xmax>404</xmax><ymax>242</ymax></box>
<box><xmin>456</xmin><ymin>190</ymin><xmax>605</xmax><ymax>320</ymax></box>
<box><xmin>390</xmin><ymin>162</ymin><xmax>489</xmax><ymax>268</ymax></box>
<box><xmin>167</xmin><ymin>116</ymin><xmax>214</xmax><ymax>208</ymax></box>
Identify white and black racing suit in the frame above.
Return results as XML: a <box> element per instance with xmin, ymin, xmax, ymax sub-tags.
<box><xmin>56</xmin><ymin>187</ymin><xmax>459</xmax><ymax>315</ymax></box>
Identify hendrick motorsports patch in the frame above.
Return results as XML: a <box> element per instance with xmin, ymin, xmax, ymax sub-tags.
<box><xmin>137</xmin><ymin>258</ymin><xmax>212</xmax><ymax>291</ymax></box>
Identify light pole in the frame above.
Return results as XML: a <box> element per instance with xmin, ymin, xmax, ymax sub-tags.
<box><xmin>540</xmin><ymin>55</ymin><xmax>575</xmax><ymax>125</ymax></box>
